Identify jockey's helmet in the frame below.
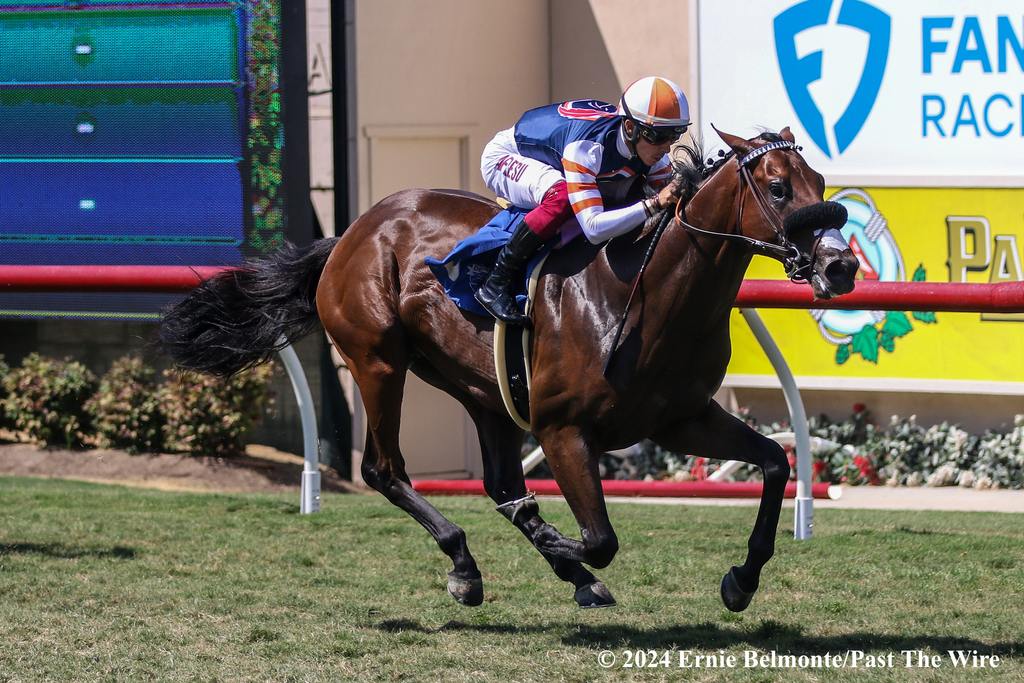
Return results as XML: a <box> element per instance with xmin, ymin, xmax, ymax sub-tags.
<box><xmin>618</xmin><ymin>76</ymin><xmax>691</xmax><ymax>150</ymax></box>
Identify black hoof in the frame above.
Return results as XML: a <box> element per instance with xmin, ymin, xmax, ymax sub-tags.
<box><xmin>447</xmin><ymin>573</ymin><xmax>484</xmax><ymax>607</ymax></box>
<box><xmin>574</xmin><ymin>581</ymin><xmax>616</xmax><ymax>609</ymax></box>
<box><xmin>720</xmin><ymin>566</ymin><xmax>755</xmax><ymax>612</ymax></box>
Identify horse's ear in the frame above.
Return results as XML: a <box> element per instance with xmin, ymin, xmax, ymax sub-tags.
<box><xmin>779</xmin><ymin>126</ymin><xmax>796</xmax><ymax>143</ymax></box>
<box><xmin>711</xmin><ymin>124</ymin><xmax>754</xmax><ymax>158</ymax></box>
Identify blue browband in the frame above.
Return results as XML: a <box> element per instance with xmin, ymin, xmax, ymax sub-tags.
<box><xmin>738</xmin><ymin>140</ymin><xmax>799</xmax><ymax>167</ymax></box>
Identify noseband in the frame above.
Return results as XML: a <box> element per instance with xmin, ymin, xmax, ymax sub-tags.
<box><xmin>674</xmin><ymin>140</ymin><xmax>818</xmax><ymax>282</ymax></box>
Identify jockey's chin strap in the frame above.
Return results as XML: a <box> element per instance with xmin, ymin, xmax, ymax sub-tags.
<box><xmin>673</xmin><ymin>140</ymin><xmax>813</xmax><ymax>283</ymax></box>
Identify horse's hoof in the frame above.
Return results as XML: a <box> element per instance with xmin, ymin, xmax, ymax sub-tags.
<box><xmin>446</xmin><ymin>573</ymin><xmax>484</xmax><ymax>607</ymax></box>
<box><xmin>574</xmin><ymin>581</ymin><xmax>616</xmax><ymax>609</ymax></box>
<box><xmin>720</xmin><ymin>566</ymin><xmax>755</xmax><ymax>612</ymax></box>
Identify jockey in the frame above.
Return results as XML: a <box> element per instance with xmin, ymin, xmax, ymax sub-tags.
<box><xmin>476</xmin><ymin>76</ymin><xmax>691</xmax><ymax>326</ymax></box>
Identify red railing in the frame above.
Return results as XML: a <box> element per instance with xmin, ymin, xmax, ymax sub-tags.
<box><xmin>736</xmin><ymin>279</ymin><xmax>1024</xmax><ymax>313</ymax></box>
<box><xmin>0</xmin><ymin>265</ymin><xmax>229</xmax><ymax>293</ymax></box>
<box><xmin>2</xmin><ymin>266</ymin><xmax>1022</xmax><ymax>314</ymax></box>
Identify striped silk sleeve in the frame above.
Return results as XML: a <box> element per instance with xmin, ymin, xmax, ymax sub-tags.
<box><xmin>645</xmin><ymin>153</ymin><xmax>673</xmax><ymax>192</ymax></box>
<box><xmin>562</xmin><ymin>140</ymin><xmax>648</xmax><ymax>244</ymax></box>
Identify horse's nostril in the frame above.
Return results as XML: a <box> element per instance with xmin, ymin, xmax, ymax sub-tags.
<box><xmin>825</xmin><ymin>258</ymin><xmax>854</xmax><ymax>283</ymax></box>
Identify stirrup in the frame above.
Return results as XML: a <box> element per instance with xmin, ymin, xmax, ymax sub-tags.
<box><xmin>495</xmin><ymin>492</ymin><xmax>538</xmax><ymax>525</ymax></box>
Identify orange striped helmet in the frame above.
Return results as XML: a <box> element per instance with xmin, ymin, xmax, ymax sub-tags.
<box><xmin>618</xmin><ymin>76</ymin><xmax>691</xmax><ymax>145</ymax></box>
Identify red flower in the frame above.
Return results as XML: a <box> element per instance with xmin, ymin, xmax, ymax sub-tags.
<box><xmin>812</xmin><ymin>460</ymin><xmax>828</xmax><ymax>482</ymax></box>
<box><xmin>690</xmin><ymin>457</ymin><xmax>707</xmax><ymax>480</ymax></box>
<box><xmin>853</xmin><ymin>403</ymin><xmax>867</xmax><ymax>414</ymax></box>
<box><xmin>853</xmin><ymin>454</ymin><xmax>881</xmax><ymax>485</ymax></box>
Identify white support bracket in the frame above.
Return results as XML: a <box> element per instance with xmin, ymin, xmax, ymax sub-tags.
<box><xmin>739</xmin><ymin>309</ymin><xmax>814</xmax><ymax>540</ymax></box>
<box><xmin>276</xmin><ymin>338</ymin><xmax>321</xmax><ymax>514</ymax></box>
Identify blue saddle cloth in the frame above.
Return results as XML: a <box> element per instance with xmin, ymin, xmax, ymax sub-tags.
<box><xmin>426</xmin><ymin>207</ymin><xmax>560</xmax><ymax>317</ymax></box>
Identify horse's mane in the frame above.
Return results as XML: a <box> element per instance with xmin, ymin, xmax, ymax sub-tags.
<box><xmin>669</xmin><ymin>131</ymin><xmax>786</xmax><ymax>209</ymax></box>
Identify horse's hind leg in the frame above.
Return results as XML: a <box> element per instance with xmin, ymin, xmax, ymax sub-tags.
<box><xmin>528</xmin><ymin>427</ymin><xmax>621</xmax><ymax>571</ymax></box>
<box><xmin>653</xmin><ymin>400</ymin><xmax>790</xmax><ymax>612</ymax></box>
<box><xmin>470</xmin><ymin>408</ymin><xmax>615</xmax><ymax>608</ymax></box>
<box><xmin>348</xmin><ymin>347</ymin><xmax>484</xmax><ymax>606</ymax></box>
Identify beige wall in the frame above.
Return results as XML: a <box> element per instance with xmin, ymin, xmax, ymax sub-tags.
<box><xmin>353</xmin><ymin>0</ymin><xmax>552</xmax><ymax>477</ymax></box>
<box><xmin>355</xmin><ymin>0</ymin><xmax>698</xmax><ymax>211</ymax></box>
<box><xmin>344</xmin><ymin>0</ymin><xmax>698</xmax><ymax>477</ymax></box>
<box><xmin>550</xmin><ymin>0</ymin><xmax>695</xmax><ymax>107</ymax></box>
<box><xmin>355</xmin><ymin>0</ymin><xmax>551</xmax><ymax>211</ymax></box>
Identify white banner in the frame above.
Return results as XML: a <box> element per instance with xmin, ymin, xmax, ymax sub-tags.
<box><xmin>697</xmin><ymin>0</ymin><xmax>1024</xmax><ymax>186</ymax></box>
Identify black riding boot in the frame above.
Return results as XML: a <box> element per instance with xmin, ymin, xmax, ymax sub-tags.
<box><xmin>475</xmin><ymin>220</ymin><xmax>545</xmax><ymax>327</ymax></box>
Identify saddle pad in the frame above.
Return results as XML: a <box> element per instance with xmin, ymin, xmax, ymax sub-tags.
<box><xmin>424</xmin><ymin>206</ymin><xmax>581</xmax><ymax>317</ymax></box>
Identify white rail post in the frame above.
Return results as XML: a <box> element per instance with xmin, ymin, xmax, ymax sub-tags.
<box><xmin>739</xmin><ymin>309</ymin><xmax>814</xmax><ymax>540</ymax></box>
<box><xmin>276</xmin><ymin>338</ymin><xmax>321</xmax><ymax>513</ymax></box>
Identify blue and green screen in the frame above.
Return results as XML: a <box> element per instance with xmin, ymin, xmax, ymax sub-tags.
<box><xmin>0</xmin><ymin>0</ymin><xmax>285</xmax><ymax>319</ymax></box>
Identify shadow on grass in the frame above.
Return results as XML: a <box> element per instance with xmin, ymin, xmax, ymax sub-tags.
<box><xmin>0</xmin><ymin>542</ymin><xmax>136</xmax><ymax>560</ymax></box>
<box><xmin>378</xmin><ymin>619</ymin><xmax>527</xmax><ymax>635</ymax></box>
<box><xmin>563</xmin><ymin>620</ymin><xmax>1024</xmax><ymax>657</ymax></box>
<box><xmin>376</xmin><ymin>618</ymin><xmax>1024</xmax><ymax>657</ymax></box>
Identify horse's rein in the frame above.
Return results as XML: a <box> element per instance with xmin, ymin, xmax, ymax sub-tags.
<box><xmin>673</xmin><ymin>140</ymin><xmax>812</xmax><ymax>282</ymax></box>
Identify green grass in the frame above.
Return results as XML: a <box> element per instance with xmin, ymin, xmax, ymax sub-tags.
<box><xmin>0</xmin><ymin>477</ymin><xmax>1022</xmax><ymax>682</ymax></box>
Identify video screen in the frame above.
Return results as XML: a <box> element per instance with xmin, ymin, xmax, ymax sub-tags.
<box><xmin>0</xmin><ymin>0</ymin><xmax>285</xmax><ymax>319</ymax></box>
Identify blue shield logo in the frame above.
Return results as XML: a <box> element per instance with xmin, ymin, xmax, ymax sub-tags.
<box><xmin>774</xmin><ymin>0</ymin><xmax>891</xmax><ymax>158</ymax></box>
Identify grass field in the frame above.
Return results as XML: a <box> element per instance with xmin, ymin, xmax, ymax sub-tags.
<box><xmin>0</xmin><ymin>477</ymin><xmax>1022</xmax><ymax>682</ymax></box>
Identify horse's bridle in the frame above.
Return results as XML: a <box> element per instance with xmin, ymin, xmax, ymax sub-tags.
<box><xmin>604</xmin><ymin>139</ymin><xmax>818</xmax><ymax>375</ymax></box>
<box><xmin>673</xmin><ymin>140</ymin><xmax>814</xmax><ymax>282</ymax></box>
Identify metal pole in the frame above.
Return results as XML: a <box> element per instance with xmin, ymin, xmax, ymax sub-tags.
<box><xmin>739</xmin><ymin>308</ymin><xmax>814</xmax><ymax>540</ymax></box>
<box><xmin>276</xmin><ymin>338</ymin><xmax>321</xmax><ymax>513</ymax></box>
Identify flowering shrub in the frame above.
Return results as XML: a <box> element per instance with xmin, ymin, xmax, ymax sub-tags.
<box><xmin>1</xmin><ymin>353</ymin><xmax>96</xmax><ymax>448</ymax></box>
<box><xmin>592</xmin><ymin>406</ymin><xmax>1024</xmax><ymax>490</ymax></box>
<box><xmin>159</xmin><ymin>364</ymin><xmax>275</xmax><ymax>457</ymax></box>
<box><xmin>85</xmin><ymin>356</ymin><xmax>165</xmax><ymax>453</ymax></box>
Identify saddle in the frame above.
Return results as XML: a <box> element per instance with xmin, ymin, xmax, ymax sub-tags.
<box><xmin>492</xmin><ymin>254</ymin><xmax>548</xmax><ymax>429</ymax></box>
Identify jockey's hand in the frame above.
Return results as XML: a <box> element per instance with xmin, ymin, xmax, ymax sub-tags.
<box><xmin>653</xmin><ymin>178</ymin><xmax>684</xmax><ymax>211</ymax></box>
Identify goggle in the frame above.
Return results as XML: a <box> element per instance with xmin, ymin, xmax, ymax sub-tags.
<box><xmin>637</xmin><ymin>123</ymin><xmax>688</xmax><ymax>145</ymax></box>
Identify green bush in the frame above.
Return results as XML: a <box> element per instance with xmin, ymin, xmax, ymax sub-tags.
<box><xmin>85</xmin><ymin>356</ymin><xmax>165</xmax><ymax>453</ymax></box>
<box><xmin>159</xmin><ymin>364</ymin><xmax>275</xmax><ymax>457</ymax></box>
<box><xmin>0</xmin><ymin>355</ymin><xmax>11</xmax><ymax>431</ymax></box>
<box><xmin>1</xmin><ymin>353</ymin><xmax>96</xmax><ymax>448</ymax></box>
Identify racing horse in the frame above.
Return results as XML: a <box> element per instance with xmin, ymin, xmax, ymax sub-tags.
<box><xmin>160</xmin><ymin>127</ymin><xmax>858</xmax><ymax>611</ymax></box>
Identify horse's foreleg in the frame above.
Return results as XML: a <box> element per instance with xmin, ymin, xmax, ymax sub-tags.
<box><xmin>533</xmin><ymin>428</ymin><xmax>620</xmax><ymax>571</ymax></box>
<box><xmin>351</xmin><ymin>353</ymin><xmax>484</xmax><ymax>606</ymax></box>
<box><xmin>653</xmin><ymin>400</ymin><xmax>790</xmax><ymax>612</ymax></box>
<box><xmin>471</xmin><ymin>410</ymin><xmax>614</xmax><ymax>608</ymax></box>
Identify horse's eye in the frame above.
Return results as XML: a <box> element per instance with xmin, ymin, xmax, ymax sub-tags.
<box><xmin>769</xmin><ymin>181</ymin><xmax>788</xmax><ymax>200</ymax></box>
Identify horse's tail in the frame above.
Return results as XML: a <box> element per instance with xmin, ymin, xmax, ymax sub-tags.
<box><xmin>159</xmin><ymin>238</ymin><xmax>341</xmax><ymax>377</ymax></box>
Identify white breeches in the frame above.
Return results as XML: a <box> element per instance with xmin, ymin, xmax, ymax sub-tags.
<box><xmin>480</xmin><ymin>127</ymin><xmax>564</xmax><ymax>209</ymax></box>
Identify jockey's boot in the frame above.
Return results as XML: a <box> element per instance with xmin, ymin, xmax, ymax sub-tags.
<box><xmin>475</xmin><ymin>220</ymin><xmax>545</xmax><ymax>327</ymax></box>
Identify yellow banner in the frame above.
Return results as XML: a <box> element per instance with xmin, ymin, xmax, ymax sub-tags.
<box><xmin>728</xmin><ymin>187</ymin><xmax>1024</xmax><ymax>388</ymax></box>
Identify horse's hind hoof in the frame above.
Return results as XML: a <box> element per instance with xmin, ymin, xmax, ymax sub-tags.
<box><xmin>447</xmin><ymin>572</ymin><xmax>484</xmax><ymax>607</ymax></box>
<box><xmin>575</xmin><ymin>581</ymin><xmax>616</xmax><ymax>609</ymax></box>
<box><xmin>720</xmin><ymin>566</ymin><xmax>755</xmax><ymax>612</ymax></box>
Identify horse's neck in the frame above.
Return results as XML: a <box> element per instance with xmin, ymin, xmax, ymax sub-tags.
<box><xmin>643</xmin><ymin>172</ymin><xmax>753</xmax><ymax>335</ymax></box>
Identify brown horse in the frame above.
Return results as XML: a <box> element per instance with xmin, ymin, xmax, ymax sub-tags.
<box><xmin>160</xmin><ymin>127</ymin><xmax>858</xmax><ymax>611</ymax></box>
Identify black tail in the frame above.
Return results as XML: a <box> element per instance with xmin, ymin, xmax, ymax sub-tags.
<box><xmin>159</xmin><ymin>238</ymin><xmax>340</xmax><ymax>377</ymax></box>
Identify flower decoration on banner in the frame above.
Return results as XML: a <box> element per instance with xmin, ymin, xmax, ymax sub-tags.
<box><xmin>813</xmin><ymin>189</ymin><xmax>938</xmax><ymax>365</ymax></box>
